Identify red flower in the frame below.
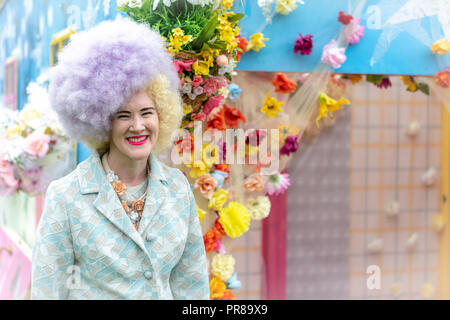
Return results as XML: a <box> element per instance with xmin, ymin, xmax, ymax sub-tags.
<box><xmin>204</xmin><ymin>230</ymin><xmax>220</xmax><ymax>253</ymax></box>
<box><xmin>272</xmin><ymin>72</ymin><xmax>297</xmax><ymax>94</ymax></box>
<box><xmin>338</xmin><ymin>11</ymin><xmax>353</xmax><ymax>25</ymax></box>
<box><xmin>293</xmin><ymin>33</ymin><xmax>313</xmax><ymax>55</ymax></box>
<box><xmin>236</xmin><ymin>36</ymin><xmax>248</xmax><ymax>62</ymax></box>
<box><xmin>223</xmin><ymin>105</ymin><xmax>246</xmax><ymax>128</ymax></box>
<box><xmin>214</xmin><ymin>218</ymin><xmax>226</xmax><ymax>237</ymax></box>
<box><xmin>214</xmin><ymin>164</ymin><xmax>230</xmax><ymax>175</ymax></box>
<box><xmin>174</xmin><ymin>60</ymin><xmax>195</xmax><ymax>73</ymax></box>
<box><xmin>216</xmin><ymin>289</ymin><xmax>236</xmax><ymax>300</ymax></box>
<box><xmin>206</xmin><ymin>108</ymin><xmax>227</xmax><ymax>131</ymax></box>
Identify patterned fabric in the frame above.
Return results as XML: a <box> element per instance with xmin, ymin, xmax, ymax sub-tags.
<box><xmin>31</xmin><ymin>150</ymin><xmax>210</xmax><ymax>300</ymax></box>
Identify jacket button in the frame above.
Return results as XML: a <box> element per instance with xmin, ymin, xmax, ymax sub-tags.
<box><xmin>144</xmin><ymin>271</ymin><xmax>152</xmax><ymax>280</ymax></box>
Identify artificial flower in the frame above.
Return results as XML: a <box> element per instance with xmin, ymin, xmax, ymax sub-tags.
<box><xmin>203</xmin><ymin>94</ymin><xmax>224</xmax><ymax>115</ymax></box>
<box><xmin>202</xmin><ymin>143</ymin><xmax>220</xmax><ymax>167</ymax></box>
<box><xmin>127</xmin><ymin>0</ymin><xmax>143</xmax><ymax>8</ymax></box>
<box><xmin>227</xmin><ymin>83</ymin><xmax>242</xmax><ymax>101</ymax></box>
<box><xmin>186</xmin><ymin>0</ymin><xmax>215</xmax><ymax>6</ymax></box>
<box><xmin>191</xmin><ymin>112</ymin><xmax>207</xmax><ymax>121</ymax></box>
<box><xmin>218</xmin><ymin>202</ymin><xmax>251</xmax><ymax>238</ymax></box>
<box><xmin>435</xmin><ymin>67</ymin><xmax>450</xmax><ymax>88</ymax></box>
<box><xmin>174</xmin><ymin>60</ymin><xmax>194</xmax><ymax>73</ymax></box>
<box><xmin>224</xmin><ymin>105</ymin><xmax>246</xmax><ymax>128</ymax></box>
<box><xmin>0</xmin><ymin>159</ymin><xmax>19</xmax><ymax>191</ymax></box>
<box><xmin>18</xmin><ymin>167</ymin><xmax>43</xmax><ymax>196</ymax></box>
<box><xmin>203</xmin><ymin>77</ymin><xmax>221</xmax><ymax>96</ymax></box>
<box><xmin>226</xmin><ymin>273</ymin><xmax>242</xmax><ymax>290</ymax></box>
<box><xmin>214</xmin><ymin>217</ymin><xmax>227</xmax><ymax>237</ymax></box>
<box><xmin>243</xmin><ymin>173</ymin><xmax>265</xmax><ymax>192</ymax></box>
<box><xmin>246</xmin><ymin>129</ymin><xmax>267</xmax><ymax>146</ymax></box>
<box><xmin>183</xmin><ymin>104</ymin><xmax>192</xmax><ymax>114</ymax></box>
<box><xmin>206</xmin><ymin>108</ymin><xmax>227</xmax><ymax>131</ymax></box>
<box><xmin>197</xmin><ymin>204</ymin><xmax>208</xmax><ymax>222</ymax></box>
<box><xmin>276</xmin><ymin>0</ymin><xmax>303</xmax><ymax>15</ymax></box>
<box><xmin>210</xmin><ymin>276</ymin><xmax>227</xmax><ymax>299</ymax></box>
<box><xmin>344</xmin><ymin>74</ymin><xmax>363</xmax><ymax>84</ymax></box>
<box><xmin>338</xmin><ymin>10</ymin><xmax>353</xmax><ymax>25</ymax></box>
<box><xmin>19</xmin><ymin>106</ymin><xmax>42</xmax><ymax>124</ymax></box>
<box><xmin>374</xmin><ymin>77</ymin><xmax>392</xmax><ymax>89</ymax></box>
<box><xmin>194</xmin><ymin>173</ymin><xmax>218</xmax><ymax>198</ymax></box>
<box><xmin>321</xmin><ymin>40</ymin><xmax>346</xmax><ymax>69</ymax></box>
<box><xmin>216</xmin><ymin>289</ymin><xmax>236</xmax><ymax>300</ymax></box>
<box><xmin>168</xmin><ymin>28</ymin><xmax>193</xmax><ymax>54</ymax></box>
<box><xmin>186</xmin><ymin>158</ymin><xmax>209</xmax><ymax>178</ymax></box>
<box><xmin>6</xmin><ymin>124</ymin><xmax>23</xmax><ymax>139</ymax></box>
<box><xmin>192</xmin><ymin>75</ymin><xmax>204</xmax><ymax>87</ymax></box>
<box><xmin>221</xmin><ymin>0</ymin><xmax>234</xmax><ymax>10</ymax></box>
<box><xmin>209</xmin><ymin>188</ymin><xmax>229</xmax><ymax>211</ymax></box>
<box><xmin>277</xmin><ymin>124</ymin><xmax>299</xmax><ymax>145</ymax></box>
<box><xmin>246</xmin><ymin>196</ymin><xmax>271</xmax><ymax>220</ymax></box>
<box><xmin>247</xmin><ymin>33</ymin><xmax>269</xmax><ymax>52</ymax></box>
<box><xmin>280</xmin><ymin>135</ymin><xmax>299</xmax><ymax>156</ymax></box>
<box><xmin>264</xmin><ymin>172</ymin><xmax>290</xmax><ymax>196</ymax></box>
<box><xmin>430</xmin><ymin>39</ymin><xmax>450</xmax><ymax>55</ymax></box>
<box><xmin>23</xmin><ymin>131</ymin><xmax>51</xmax><ymax>158</ymax></box>
<box><xmin>401</xmin><ymin>76</ymin><xmax>417</xmax><ymax>92</ymax></box>
<box><xmin>236</xmin><ymin>36</ymin><xmax>248</xmax><ymax>62</ymax></box>
<box><xmin>215</xmin><ymin>163</ymin><xmax>230</xmax><ymax>174</ymax></box>
<box><xmin>204</xmin><ymin>230</ymin><xmax>221</xmax><ymax>252</ymax></box>
<box><xmin>316</xmin><ymin>92</ymin><xmax>350</xmax><ymax>125</ymax></box>
<box><xmin>261</xmin><ymin>93</ymin><xmax>284</xmax><ymax>118</ymax></box>
<box><xmin>211</xmin><ymin>254</ymin><xmax>236</xmax><ymax>282</ymax></box>
<box><xmin>272</xmin><ymin>72</ymin><xmax>298</xmax><ymax>94</ymax></box>
<box><xmin>293</xmin><ymin>33</ymin><xmax>313</xmax><ymax>55</ymax></box>
<box><xmin>343</xmin><ymin>18</ymin><xmax>365</xmax><ymax>45</ymax></box>
<box><xmin>192</xmin><ymin>60</ymin><xmax>210</xmax><ymax>75</ymax></box>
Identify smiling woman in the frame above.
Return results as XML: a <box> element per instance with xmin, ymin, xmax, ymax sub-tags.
<box><xmin>31</xmin><ymin>19</ymin><xmax>210</xmax><ymax>300</ymax></box>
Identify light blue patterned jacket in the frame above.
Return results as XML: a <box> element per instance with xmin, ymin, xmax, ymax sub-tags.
<box><xmin>31</xmin><ymin>150</ymin><xmax>210</xmax><ymax>300</ymax></box>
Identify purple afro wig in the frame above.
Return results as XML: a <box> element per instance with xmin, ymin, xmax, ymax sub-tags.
<box><xmin>49</xmin><ymin>18</ymin><xmax>181</xmax><ymax>150</ymax></box>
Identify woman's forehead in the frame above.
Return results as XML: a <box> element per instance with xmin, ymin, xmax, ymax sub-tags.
<box><xmin>119</xmin><ymin>91</ymin><xmax>155</xmax><ymax>111</ymax></box>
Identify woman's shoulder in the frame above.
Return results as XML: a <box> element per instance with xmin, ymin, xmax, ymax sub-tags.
<box><xmin>45</xmin><ymin>168</ymin><xmax>80</xmax><ymax>197</ymax></box>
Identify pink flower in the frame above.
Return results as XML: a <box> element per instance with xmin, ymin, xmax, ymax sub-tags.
<box><xmin>191</xmin><ymin>112</ymin><xmax>207</xmax><ymax>121</ymax></box>
<box><xmin>280</xmin><ymin>135</ymin><xmax>299</xmax><ymax>156</ymax></box>
<box><xmin>321</xmin><ymin>40</ymin><xmax>347</xmax><ymax>69</ymax></box>
<box><xmin>18</xmin><ymin>167</ymin><xmax>43</xmax><ymax>196</ymax></box>
<box><xmin>293</xmin><ymin>33</ymin><xmax>313</xmax><ymax>55</ymax></box>
<box><xmin>203</xmin><ymin>77</ymin><xmax>221</xmax><ymax>96</ymax></box>
<box><xmin>217</xmin><ymin>76</ymin><xmax>228</xmax><ymax>89</ymax></box>
<box><xmin>375</xmin><ymin>77</ymin><xmax>392</xmax><ymax>89</ymax></box>
<box><xmin>264</xmin><ymin>172</ymin><xmax>290</xmax><ymax>196</ymax></box>
<box><xmin>0</xmin><ymin>160</ymin><xmax>19</xmax><ymax>196</ymax></box>
<box><xmin>192</xmin><ymin>75</ymin><xmax>204</xmax><ymax>87</ymax></box>
<box><xmin>174</xmin><ymin>60</ymin><xmax>195</xmax><ymax>73</ymax></box>
<box><xmin>203</xmin><ymin>95</ymin><xmax>224</xmax><ymax>115</ymax></box>
<box><xmin>343</xmin><ymin>18</ymin><xmax>365</xmax><ymax>45</ymax></box>
<box><xmin>23</xmin><ymin>131</ymin><xmax>51</xmax><ymax>158</ymax></box>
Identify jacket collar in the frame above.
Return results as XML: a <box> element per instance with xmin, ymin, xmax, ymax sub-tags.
<box><xmin>76</xmin><ymin>150</ymin><xmax>168</xmax><ymax>260</ymax></box>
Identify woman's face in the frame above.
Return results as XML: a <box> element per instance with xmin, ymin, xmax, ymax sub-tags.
<box><xmin>110</xmin><ymin>90</ymin><xmax>159</xmax><ymax>161</ymax></box>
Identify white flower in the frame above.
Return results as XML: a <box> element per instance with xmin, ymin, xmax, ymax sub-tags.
<box><xmin>247</xmin><ymin>196</ymin><xmax>271</xmax><ymax>220</ymax></box>
<box><xmin>127</xmin><ymin>0</ymin><xmax>142</xmax><ymax>8</ymax></box>
<box><xmin>117</xmin><ymin>0</ymin><xmax>129</xmax><ymax>7</ymax></box>
<box><xmin>186</xmin><ymin>0</ymin><xmax>215</xmax><ymax>7</ymax></box>
<box><xmin>182</xmin><ymin>82</ymin><xmax>192</xmax><ymax>93</ymax></box>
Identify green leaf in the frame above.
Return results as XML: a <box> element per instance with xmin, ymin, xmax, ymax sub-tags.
<box><xmin>207</xmin><ymin>41</ymin><xmax>227</xmax><ymax>50</ymax></box>
<box><xmin>141</xmin><ymin>0</ymin><xmax>152</xmax><ymax>12</ymax></box>
<box><xmin>417</xmin><ymin>83</ymin><xmax>430</xmax><ymax>95</ymax></box>
<box><xmin>227</xmin><ymin>13</ymin><xmax>244</xmax><ymax>23</ymax></box>
<box><xmin>191</xmin><ymin>15</ymin><xmax>218</xmax><ymax>51</ymax></box>
<box><xmin>366</xmin><ymin>75</ymin><xmax>383</xmax><ymax>84</ymax></box>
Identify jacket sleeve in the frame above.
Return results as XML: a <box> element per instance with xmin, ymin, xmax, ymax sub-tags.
<box><xmin>169</xmin><ymin>173</ymin><xmax>210</xmax><ymax>300</ymax></box>
<box><xmin>31</xmin><ymin>181</ymin><xmax>75</xmax><ymax>300</ymax></box>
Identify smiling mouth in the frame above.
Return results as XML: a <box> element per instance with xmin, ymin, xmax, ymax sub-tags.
<box><xmin>126</xmin><ymin>135</ymin><xmax>149</xmax><ymax>145</ymax></box>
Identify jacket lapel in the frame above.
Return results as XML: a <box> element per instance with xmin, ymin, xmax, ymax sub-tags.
<box><xmin>77</xmin><ymin>150</ymin><xmax>149</xmax><ymax>258</ymax></box>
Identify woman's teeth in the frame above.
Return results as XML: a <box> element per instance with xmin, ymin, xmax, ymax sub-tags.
<box><xmin>127</xmin><ymin>136</ymin><xmax>148</xmax><ymax>142</ymax></box>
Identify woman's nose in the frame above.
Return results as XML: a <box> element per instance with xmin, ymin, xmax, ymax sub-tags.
<box><xmin>130</xmin><ymin>116</ymin><xmax>145</xmax><ymax>131</ymax></box>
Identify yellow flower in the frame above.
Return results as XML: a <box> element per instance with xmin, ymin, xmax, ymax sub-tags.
<box><xmin>202</xmin><ymin>143</ymin><xmax>220</xmax><ymax>168</ymax></box>
<box><xmin>430</xmin><ymin>38</ymin><xmax>450</xmax><ymax>55</ymax></box>
<box><xmin>20</xmin><ymin>106</ymin><xmax>42</xmax><ymax>123</ymax></box>
<box><xmin>6</xmin><ymin>124</ymin><xmax>23</xmax><ymax>139</ymax></box>
<box><xmin>276</xmin><ymin>0</ymin><xmax>300</xmax><ymax>15</ymax></box>
<box><xmin>247</xmin><ymin>32</ymin><xmax>269</xmax><ymax>52</ymax></box>
<box><xmin>186</xmin><ymin>156</ymin><xmax>210</xmax><ymax>178</ymax></box>
<box><xmin>246</xmin><ymin>196</ymin><xmax>271</xmax><ymax>220</ymax></box>
<box><xmin>218</xmin><ymin>202</ymin><xmax>251</xmax><ymax>238</ymax></box>
<box><xmin>210</xmin><ymin>276</ymin><xmax>226</xmax><ymax>300</ymax></box>
<box><xmin>183</xmin><ymin>104</ymin><xmax>192</xmax><ymax>114</ymax></box>
<box><xmin>172</xmin><ymin>28</ymin><xmax>184</xmax><ymax>37</ymax></box>
<box><xmin>211</xmin><ymin>254</ymin><xmax>235</xmax><ymax>282</ymax></box>
<box><xmin>261</xmin><ymin>93</ymin><xmax>284</xmax><ymax>118</ymax></box>
<box><xmin>400</xmin><ymin>76</ymin><xmax>417</xmax><ymax>92</ymax></box>
<box><xmin>221</xmin><ymin>0</ymin><xmax>234</xmax><ymax>10</ymax></box>
<box><xmin>348</xmin><ymin>74</ymin><xmax>362</xmax><ymax>84</ymax></box>
<box><xmin>209</xmin><ymin>188</ymin><xmax>229</xmax><ymax>211</ymax></box>
<box><xmin>197</xmin><ymin>205</ymin><xmax>208</xmax><ymax>222</ymax></box>
<box><xmin>316</xmin><ymin>92</ymin><xmax>350</xmax><ymax>126</ymax></box>
<box><xmin>192</xmin><ymin>60</ymin><xmax>210</xmax><ymax>75</ymax></box>
<box><xmin>168</xmin><ymin>28</ymin><xmax>193</xmax><ymax>54</ymax></box>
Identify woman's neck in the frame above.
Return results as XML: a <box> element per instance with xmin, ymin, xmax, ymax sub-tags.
<box><xmin>105</xmin><ymin>149</ymin><xmax>149</xmax><ymax>187</ymax></box>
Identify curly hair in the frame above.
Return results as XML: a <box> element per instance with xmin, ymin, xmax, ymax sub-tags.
<box><xmin>48</xmin><ymin>18</ymin><xmax>182</xmax><ymax>153</ymax></box>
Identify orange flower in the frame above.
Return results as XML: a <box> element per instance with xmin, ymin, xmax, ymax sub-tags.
<box><xmin>224</xmin><ymin>105</ymin><xmax>246</xmax><ymax>128</ymax></box>
<box><xmin>214</xmin><ymin>217</ymin><xmax>226</xmax><ymax>237</ymax></box>
<box><xmin>206</xmin><ymin>108</ymin><xmax>227</xmax><ymax>131</ymax></box>
<box><xmin>243</xmin><ymin>173</ymin><xmax>264</xmax><ymax>192</ymax></box>
<box><xmin>216</xmin><ymin>289</ymin><xmax>236</xmax><ymax>300</ymax></box>
<box><xmin>236</xmin><ymin>36</ymin><xmax>248</xmax><ymax>62</ymax></box>
<box><xmin>112</xmin><ymin>181</ymin><xmax>126</xmax><ymax>195</ymax></box>
<box><xmin>271</xmin><ymin>72</ymin><xmax>297</xmax><ymax>94</ymax></box>
<box><xmin>204</xmin><ymin>230</ymin><xmax>220</xmax><ymax>253</ymax></box>
<box><xmin>210</xmin><ymin>276</ymin><xmax>227</xmax><ymax>299</ymax></box>
<box><xmin>194</xmin><ymin>174</ymin><xmax>218</xmax><ymax>198</ymax></box>
<box><xmin>132</xmin><ymin>199</ymin><xmax>145</xmax><ymax>212</ymax></box>
<box><xmin>435</xmin><ymin>68</ymin><xmax>450</xmax><ymax>88</ymax></box>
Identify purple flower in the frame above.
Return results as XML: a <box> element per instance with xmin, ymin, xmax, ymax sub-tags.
<box><xmin>294</xmin><ymin>33</ymin><xmax>313</xmax><ymax>55</ymax></box>
<box><xmin>375</xmin><ymin>77</ymin><xmax>392</xmax><ymax>89</ymax></box>
<box><xmin>280</xmin><ymin>135</ymin><xmax>299</xmax><ymax>156</ymax></box>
